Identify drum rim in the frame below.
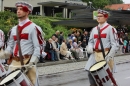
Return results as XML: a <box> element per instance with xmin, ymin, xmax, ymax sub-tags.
<box><xmin>0</xmin><ymin>69</ymin><xmax>22</xmax><ymax>86</ymax></box>
<box><xmin>89</xmin><ymin>60</ymin><xmax>107</xmax><ymax>73</ymax></box>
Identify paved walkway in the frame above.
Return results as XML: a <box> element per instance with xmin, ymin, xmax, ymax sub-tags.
<box><xmin>38</xmin><ymin>54</ymin><xmax>130</xmax><ymax>75</ymax></box>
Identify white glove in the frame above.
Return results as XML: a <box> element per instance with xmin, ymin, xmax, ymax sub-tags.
<box><xmin>0</xmin><ymin>50</ymin><xmax>10</xmax><ymax>59</ymax></box>
<box><xmin>105</xmin><ymin>55</ymin><xmax>112</xmax><ymax>62</ymax></box>
<box><xmin>24</xmin><ymin>56</ymin><xmax>39</xmax><ymax>73</ymax></box>
<box><xmin>105</xmin><ymin>48</ymin><xmax>115</xmax><ymax>62</ymax></box>
<box><xmin>29</xmin><ymin>56</ymin><xmax>39</xmax><ymax>65</ymax></box>
<box><xmin>86</xmin><ymin>46</ymin><xmax>93</xmax><ymax>54</ymax></box>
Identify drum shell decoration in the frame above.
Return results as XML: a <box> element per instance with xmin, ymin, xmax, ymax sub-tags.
<box><xmin>0</xmin><ymin>69</ymin><xmax>32</xmax><ymax>86</ymax></box>
<box><xmin>89</xmin><ymin>60</ymin><xmax>118</xmax><ymax>86</ymax></box>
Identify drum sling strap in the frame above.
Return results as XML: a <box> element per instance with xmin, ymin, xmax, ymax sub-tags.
<box><xmin>97</xmin><ymin>26</ymin><xmax>106</xmax><ymax>59</ymax></box>
<box><xmin>97</xmin><ymin>26</ymin><xmax>114</xmax><ymax>71</ymax></box>
<box><xmin>16</xmin><ymin>25</ymin><xmax>25</xmax><ymax>68</ymax></box>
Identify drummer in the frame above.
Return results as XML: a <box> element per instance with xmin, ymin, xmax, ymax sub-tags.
<box><xmin>0</xmin><ymin>1</ymin><xmax>43</xmax><ymax>86</ymax></box>
<box><xmin>0</xmin><ymin>29</ymin><xmax>6</xmax><ymax>78</ymax></box>
<box><xmin>85</xmin><ymin>9</ymin><xmax>119</xmax><ymax>86</ymax></box>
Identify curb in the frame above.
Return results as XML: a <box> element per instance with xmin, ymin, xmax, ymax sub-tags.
<box><xmin>37</xmin><ymin>58</ymin><xmax>88</xmax><ymax>67</ymax></box>
<box><xmin>37</xmin><ymin>53</ymin><xmax>130</xmax><ymax>67</ymax></box>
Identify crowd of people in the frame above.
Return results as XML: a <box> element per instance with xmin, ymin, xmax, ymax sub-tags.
<box><xmin>117</xmin><ymin>25</ymin><xmax>130</xmax><ymax>53</ymax></box>
<box><xmin>39</xmin><ymin>25</ymin><xmax>130</xmax><ymax>63</ymax></box>
<box><xmin>40</xmin><ymin>30</ymin><xmax>90</xmax><ymax>62</ymax></box>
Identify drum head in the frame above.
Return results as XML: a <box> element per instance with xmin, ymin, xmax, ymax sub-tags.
<box><xmin>0</xmin><ymin>69</ymin><xmax>21</xmax><ymax>85</ymax></box>
<box><xmin>90</xmin><ymin>60</ymin><xmax>106</xmax><ymax>72</ymax></box>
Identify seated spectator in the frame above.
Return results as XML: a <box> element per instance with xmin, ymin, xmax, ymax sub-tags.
<box><xmin>55</xmin><ymin>38</ymin><xmax>60</xmax><ymax>60</ymax></box>
<box><xmin>81</xmin><ymin>38</ymin><xmax>87</xmax><ymax>51</ymax></box>
<box><xmin>67</xmin><ymin>39</ymin><xmax>79</xmax><ymax>60</ymax></box>
<box><xmin>81</xmin><ymin>38</ymin><xmax>88</xmax><ymax>58</ymax></box>
<box><xmin>60</xmin><ymin>39</ymin><xmax>74</xmax><ymax>60</ymax></box>
<box><xmin>51</xmin><ymin>35</ymin><xmax>59</xmax><ymax>61</ymax></box>
<box><xmin>73</xmin><ymin>38</ymin><xmax>84</xmax><ymax>58</ymax></box>
<box><xmin>44</xmin><ymin>38</ymin><xmax>57</xmax><ymax>61</ymax></box>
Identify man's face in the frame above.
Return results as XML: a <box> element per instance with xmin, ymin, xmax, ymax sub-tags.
<box><xmin>52</xmin><ymin>36</ymin><xmax>56</xmax><ymax>41</ymax></box>
<box><xmin>49</xmin><ymin>40</ymin><xmax>52</xmax><ymax>43</ymax></box>
<box><xmin>84</xmin><ymin>31</ymin><xmax>88</xmax><ymax>35</ymax></box>
<box><xmin>17</xmin><ymin>7</ymin><xmax>28</xmax><ymax>19</ymax></box>
<box><xmin>97</xmin><ymin>14</ymin><xmax>107</xmax><ymax>24</ymax></box>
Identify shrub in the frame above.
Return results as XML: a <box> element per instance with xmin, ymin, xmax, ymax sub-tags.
<box><xmin>0</xmin><ymin>11</ymin><xmax>70</xmax><ymax>40</ymax></box>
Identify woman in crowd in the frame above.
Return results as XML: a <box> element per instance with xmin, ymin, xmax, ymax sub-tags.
<box><xmin>60</xmin><ymin>39</ymin><xmax>74</xmax><ymax>60</ymax></box>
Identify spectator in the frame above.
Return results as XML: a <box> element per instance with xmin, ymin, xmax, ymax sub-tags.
<box><xmin>51</xmin><ymin>35</ymin><xmax>58</xmax><ymax>61</ymax></box>
<box><xmin>53</xmin><ymin>30</ymin><xmax>60</xmax><ymax>38</ymax></box>
<box><xmin>81</xmin><ymin>38</ymin><xmax>87</xmax><ymax>50</ymax></box>
<box><xmin>80</xmin><ymin>31</ymin><xmax>89</xmax><ymax>45</ymax></box>
<box><xmin>123</xmin><ymin>37</ymin><xmax>128</xmax><ymax>53</ymax></box>
<box><xmin>66</xmin><ymin>34</ymin><xmax>71</xmax><ymax>43</ymax></box>
<box><xmin>73</xmin><ymin>38</ymin><xmax>84</xmax><ymax>58</ymax></box>
<box><xmin>67</xmin><ymin>39</ymin><xmax>79</xmax><ymax>60</ymax></box>
<box><xmin>118</xmin><ymin>34</ymin><xmax>123</xmax><ymax>53</ymax></box>
<box><xmin>60</xmin><ymin>39</ymin><xmax>74</xmax><ymax>60</ymax></box>
<box><xmin>59</xmin><ymin>32</ymin><xmax>64</xmax><ymax>45</ymax></box>
<box><xmin>44</xmin><ymin>38</ymin><xmax>56</xmax><ymax>61</ymax></box>
<box><xmin>124</xmin><ymin>33</ymin><xmax>129</xmax><ymax>52</ymax></box>
<box><xmin>55</xmin><ymin>38</ymin><xmax>60</xmax><ymax>60</ymax></box>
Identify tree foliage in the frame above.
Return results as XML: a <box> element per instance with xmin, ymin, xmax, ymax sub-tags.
<box><xmin>82</xmin><ymin>0</ymin><xmax>124</xmax><ymax>8</ymax></box>
<box><xmin>0</xmin><ymin>11</ymin><xmax>70</xmax><ymax>40</ymax></box>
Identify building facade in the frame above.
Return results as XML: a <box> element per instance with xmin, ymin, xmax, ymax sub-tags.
<box><xmin>1</xmin><ymin>0</ymin><xmax>87</xmax><ymax>18</ymax></box>
<box><xmin>105</xmin><ymin>4</ymin><xmax>130</xmax><ymax>10</ymax></box>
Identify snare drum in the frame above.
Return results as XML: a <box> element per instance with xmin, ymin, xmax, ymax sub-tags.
<box><xmin>0</xmin><ymin>63</ymin><xmax>6</xmax><ymax>78</ymax></box>
<box><xmin>89</xmin><ymin>60</ymin><xmax>118</xmax><ymax>86</ymax></box>
<box><xmin>0</xmin><ymin>69</ymin><xmax>33</xmax><ymax>86</ymax></box>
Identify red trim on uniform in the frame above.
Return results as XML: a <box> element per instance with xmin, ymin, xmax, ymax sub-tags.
<box><xmin>112</xmin><ymin>28</ymin><xmax>115</xmax><ymax>33</ymax></box>
<box><xmin>94</xmin><ymin>34</ymin><xmax>106</xmax><ymax>38</ymax></box>
<box><xmin>35</xmin><ymin>27</ymin><xmax>44</xmax><ymax>54</ymax></box>
<box><xmin>14</xmin><ymin>42</ymin><xmax>19</xmax><ymax>56</ymax></box>
<box><xmin>94</xmin><ymin>25</ymin><xmax>109</xmax><ymax>49</ymax></box>
<box><xmin>14</xmin><ymin>21</ymin><xmax>32</xmax><ymax>56</ymax></box>
<box><xmin>13</xmin><ymin>34</ymin><xmax>29</xmax><ymax>41</ymax></box>
<box><xmin>0</xmin><ymin>64</ymin><xmax>4</xmax><ymax>72</ymax></box>
<box><xmin>36</xmin><ymin>27</ymin><xmax>44</xmax><ymax>45</ymax></box>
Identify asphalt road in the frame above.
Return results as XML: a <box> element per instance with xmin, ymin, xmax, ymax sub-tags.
<box><xmin>39</xmin><ymin>62</ymin><xmax>130</xmax><ymax>86</ymax></box>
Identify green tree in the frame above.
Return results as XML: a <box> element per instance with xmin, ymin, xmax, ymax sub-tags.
<box><xmin>82</xmin><ymin>0</ymin><xmax>123</xmax><ymax>8</ymax></box>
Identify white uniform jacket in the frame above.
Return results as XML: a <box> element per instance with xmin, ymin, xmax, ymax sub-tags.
<box><xmin>0</xmin><ymin>30</ymin><xmax>4</xmax><ymax>48</ymax></box>
<box><xmin>6</xmin><ymin>19</ymin><xmax>41</xmax><ymax>58</ymax></box>
<box><xmin>85</xmin><ymin>22</ymin><xmax>119</xmax><ymax>71</ymax></box>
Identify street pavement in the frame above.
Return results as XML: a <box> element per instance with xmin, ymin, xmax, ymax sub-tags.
<box><xmin>37</xmin><ymin>54</ymin><xmax>130</xmax><ymax>86</ymax></box>
<box><xmin>37</xmin><ymin>54</ymin><xmax>130</xmax><ymax>75</ymax></box>
<box><xmin>39</xmin><ymin>62</ymin><xmax>130</xmax><ymax>86</ymax></box>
